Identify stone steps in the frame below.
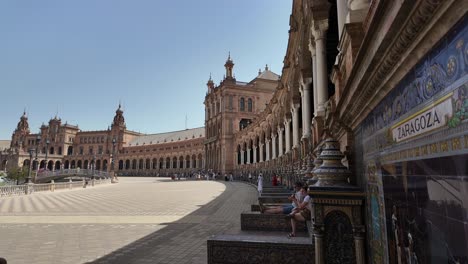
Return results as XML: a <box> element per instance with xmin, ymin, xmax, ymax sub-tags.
<box><xmin>207</xmin><ymin>231</ymin><xmax>314</xmax><ymax>264</ymax></box>
<box><xmin>258</xmin><ymin>196</ymin><xmax>290</xmax><ymax>204</ymax></box>
<box><xmin>241</xmin><ymin>212</ymin><xmax>307</xmax><ymax>232</ymax></box>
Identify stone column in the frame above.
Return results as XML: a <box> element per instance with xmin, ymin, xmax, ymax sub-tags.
<box><xmin>265</xmin><ymin>139</ymin><xmax>271</xmax><ymax>161</ymax></box>
<box><xmin>271</xmin><ymin>133</ymin><xmax>277</xmax><ymax>160</ymax></box>
<box><xmin>311</xmin><ymin>45</ymin><xmax>318</xmax><ymax>116</ymax></box>
<box><xmin>314</xmin><ymin>229</ymin><xmax>324</xmax><ymax>264</ymax></box>
<box><xmin>292</xmin><ymin>104</ymin><xmax>300</xmax><ymax>148</ymax></box>
<box><xmin>354</xmin><ymin>229</ymin><xmax>365</xmax><ymax>264</ymax></box>
<box><xmin>278</xmin><ymin>126</ymin><xmax>284</xmax><ymax>157</ymax></box>
<box><xmin>241</xmin><ymin>150</ymin><xmax>245</xmax><ymax>165</ymax></box>
<box><xmin>284</xmin><ymin>118</ymin><xmax>291</xmax><ymax>152</ymax></box>
<box><xmin>259</xmin><ymin>143</ymin><xmax>264</xmax><ymax>162</ymax></box>
<box><xmin>246</xmin><ymin>148</ymin><xmax>251</xmax><ymax>164</ymax></box>
<box><xmin>313</xmin><ymin>21</ymin><xmax>329</xmax><ymax>115</ymax></box>
<box><xmin>253</xmin><ymin>146</ymin><xmax>257</xmax><ymax>164</ymax></box>
<box><xmin>302</xmin><ymin>78</ymin><xmax>313</xmax><ymax>139</ymax></box>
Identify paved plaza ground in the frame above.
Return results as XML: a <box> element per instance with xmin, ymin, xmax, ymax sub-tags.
<box><xmin>0</xmin><ymin>177</ymin><xmax>258</xmax><ymax>264</ymax></box>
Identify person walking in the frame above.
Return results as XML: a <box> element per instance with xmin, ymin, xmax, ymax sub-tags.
<box><xmin>257</xmin><ymin>173</ymin><xmax>263</xmax><ymax>195</ymax></box>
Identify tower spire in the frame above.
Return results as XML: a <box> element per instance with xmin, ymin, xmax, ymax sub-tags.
<box><xmin>224</xmin><ymin>52</ymin><xmax>234</xmax><ymax>79</ymax></box>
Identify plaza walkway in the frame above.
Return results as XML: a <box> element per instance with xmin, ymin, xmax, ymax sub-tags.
<box><xmin>0</xmin><ymin>177</ymin><xmax>258</xmax><ymax>264</ymax></box>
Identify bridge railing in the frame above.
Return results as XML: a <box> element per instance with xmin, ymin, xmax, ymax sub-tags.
<box><xmin>36</xmin><ymin>169</ymin><xmax>110</xmax><ymax>180</ymax></box>
<box><xmin>0</xmin><ymin>185</ymin><xmax>27</xmax><ymax>197</ymax></box>
<box><xmin>0</xmin><ymin>177</ymin><xmax>112</xmax><ymax>197</ymax></box>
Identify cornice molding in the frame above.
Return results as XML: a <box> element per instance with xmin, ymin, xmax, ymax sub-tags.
<box><xmin>340</xmin><ymin>0</ymin><xmax>447</xmax><ymax>128</ymax></box>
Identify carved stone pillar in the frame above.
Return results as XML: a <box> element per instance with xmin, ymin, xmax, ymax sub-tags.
<box><xmin>240</xmin><ymin>150</ymin><xmax>245</xmax><ymax>165</ymax></box>
<box><xmin>271</xmin><ymin>133</ymin><xmax>277</xmax><ymax>160</ymax></box>
<box><xmin>314</xmin><ymin>227</ymin><xmax>324</xmax><ymax>264</ymax></box>
<box><xmin>354</xmin><ymin>227</ymin><xmax>366</xmax><ymax>264</ymax></box>
<box><xmin>259</xmin><ymin>143</ymin><xmax>264</xmax><ymax>162</ymax></box>
<box><xmin>246</xmin><ymin>148</ymin><xmax>251</xmax><ymax>164</ymax></box>
<box><xmin>253</xmin><ymin>146</ymin><xmax>257</xmax><ymax>164</ymax></box>
<box><xmin>309</xmin><ymin>43</ymin><xmax>319</xmax><ymax>117</ymax></box>
<box><xmin>278</xmin><ymin>126</ymin><xmax>284</xmax><ymax>157</ymax></box>
<box><xmin>265</xmin><ymin>139</ymin><xmax>271</xmax><ymax>161</ymax></box>
<box><xmin>292</xmin><ymin>104</ymin><xmax>300</xmax><ymax>148</ymax></box>
<box><xmin>284</xmin><ymin>118</ymin><xmax>291</xmax><ymax>153</ymax></box>
<box><xmin>313</xmin><ymin>21</ymin><xmax>329</xmax><ymax>116</ymax></box>
<box><xmin>302</xmin><ymin>78</ymin><xmax>313</xmax><ymax>139</ymax></box>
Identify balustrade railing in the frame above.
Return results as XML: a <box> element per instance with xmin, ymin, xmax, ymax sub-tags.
<box><xmin>0</xmin><ymin>185</ymin><xmax>27</xmax><ymax>197</ymax></box>
<box><xmin>36</xmin><ymin>169</ymin><xmax>110</xmax><ymax>180</ymax></box>
<box><xmin>0</xmin><ymin>177</ymin><xmax>111</xmax><ymax>197</ymax></box>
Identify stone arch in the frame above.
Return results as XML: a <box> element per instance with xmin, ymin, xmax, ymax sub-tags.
<box><xmin>83</xmin><ymin>160</ymin><xmax>89</xmax><ymax>170</ymax></box>
<box><xmin>191</xmin><ymin>155</ymin><xmax>196</xmax><ymax>168</ymax></box>
<box><xmin>139</xmin><ymin>159</ymin><xmax>144</xmax><ymax>170</ymax></box>
<box><xmin>55</xmin><ymin>160</ymin><xmax>61</xmax><ymax>170</ymax></box>
<box><xmin>159</xmin><ymin>157</ymin><xmax>164</xmax><ymax>169</ymax></box>
<box><xmin>48</xmin><ymin>160</ymin><xmax>54</xmax><ymax>170</ymax></box>
<box><xmin>103</xmin><ymin>159</ymin><xmax>108</xmax><ymax>170</ymax></box>
<box><xmin>67</xmin><ymin>146</ymin><xmax>73</xmax><ymax>155</ymax></box>
<box><xmin>64</xmin><ymin>160</ymin><xmax>70</xmax><ymax>169</ymax></box>
<box><xmin>185</xmin><ymin>155</ymin><xmax>190</xmax><ymax>168</ymax></box>
<box><xmin>172</xmin><ymin>157</ymin><xmax>177</xmax><ymax>169</ymax></box>
<box><xmin>96</xmin><ymin>160</ymin><xmax>101</xmax><ymax>170</ymax></box>
<box><xmin>179</xmin><ymin>156</ymin><xmax>184</xmax><ymax>169</ymax></box>
<box><xmin>125</xmin><ymin>160</ymin><xmax>130</xmax><ymax>170</ymax></box>
<box><xmin>165</xmin><ymin>157</ymin><xmax>171</xmax><ymax>169</ymax></box>
<box><xmin>324</xmin><ymin>210</ymin><xmax>355</xmax><ymax>263</ymax></box>
<box><xmin>146</xmin><ymin>158</ymin><xmax>151</xmax><ymax>170</ymax></box>
<box><xmin>132</xmin><ymin>159</ymin><xmax>137</xmax><ymax>170</ymax></box>
<box><xmin>119</xmin><ymin>160</ymin><xmax>124</xmax><ymax>170</ymax></box>
<box><xmin>71</xmin><ymin>160</ymin><xmax>76</xmax><ymax>169</ymax></box>
<box><xmin>23</xmin><ymin>159</ymin><xmax>30</xmax><ymax>168</ymax></box>
<box><xmin>152</xmin><ymin>158</ymin><xmax>157</xmax><ymax>169</ymax></box>
<box><xmin>77</xmin><ymin>160</ymin><xmax>82</xmax><ymax>169</ymax></box>
<box><xmin>197</xmin><ymin>154</ymin><xmax>202</xmax><ymax>168</ymax></box>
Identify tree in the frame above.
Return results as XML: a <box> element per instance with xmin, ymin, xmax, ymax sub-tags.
<box><xmin>7</xmin><ymin>167</ymin><xmax>28</xmax><ymax>185</ymax></box>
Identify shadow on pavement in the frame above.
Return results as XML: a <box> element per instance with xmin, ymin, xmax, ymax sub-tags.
<box><xmin>86</xmin><ymin>181</ymin><xmax>257</xmax><ymax>264</ymax></box>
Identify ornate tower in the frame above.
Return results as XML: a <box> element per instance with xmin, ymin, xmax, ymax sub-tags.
<box><xmin>224</xmin><ymin>52</ymin><xmax>235</xmax><ymax>80</ymax></box>
<box><xmin>207</xmin><ymin>74</ymin><xmax>215</xmax><ymax>94</ymax></box>
<box><xmin>11</xmin><ymin>111</ymin><xmax>30</xmax><ymax>149</ymax></box>
<box><xmin>110</xmin><ymin>103</ymin><xmax>126</xmax><ymax>152</ymax></box>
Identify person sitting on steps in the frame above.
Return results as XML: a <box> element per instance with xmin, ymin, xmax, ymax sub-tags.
<box><xmin>260</xmin><ymin>182</ymin><xmax>304</xmax><ymax>215</ymax></box>
<box><xmin>286</xmin><ymin>185</ymin><xmax>311</xmax><ymax>238</ymax></box>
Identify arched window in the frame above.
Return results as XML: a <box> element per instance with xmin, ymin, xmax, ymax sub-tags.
<box><xmin>240</xmin><ymin>98</ymin><xmax>245</xmax><ymax>111</ymax></box>
<box><xmin>248</xmin><ymin>98</ymin><xmax>253</xmax><ymax>112</ymax></box>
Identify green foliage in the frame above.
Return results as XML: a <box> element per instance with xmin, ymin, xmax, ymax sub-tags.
<box><xmin>7</xmin><ymin>167</ymin><xmax>28</xmax><ymax>184</ymax></box>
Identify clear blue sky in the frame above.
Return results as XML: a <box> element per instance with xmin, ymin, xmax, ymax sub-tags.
<box><xmin>0</xmin><ymin>0</ymin><xmax>291</xmax><ymax>139</ymax></box>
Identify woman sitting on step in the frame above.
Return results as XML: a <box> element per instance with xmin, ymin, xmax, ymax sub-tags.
<box><xmin>286</xmin><ymin>186</ymin><xmax>311</xmax><ymax>238</ymax></box>
<box><xmin>261</xmin><ymin>182</ymin><xmax>304</xmax><ymax>215</ymax></box>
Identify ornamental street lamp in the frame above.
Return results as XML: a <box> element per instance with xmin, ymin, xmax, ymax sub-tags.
<box><xmin>26</xmin><ymin>148</ymin><xmax>34</xmax><ymax>183</ymax></box>
<box><xmin>33</xmin><ymin>134</ymin><xmax>41</xmax><ymax>182</ymax></box>
<box><xmin>44</xmin><ymin>138</ymin><xmax>50</xmax><ymax>170</ymax></box>
<box><xmin>111</xmin><ymin>138</ymin><xmax>116</xmax><ymax>171</ymax></box>
<box><xmin>92</xmin><ymin>155</ymin><xmax>96</xmax><ymax>178</ymax></box>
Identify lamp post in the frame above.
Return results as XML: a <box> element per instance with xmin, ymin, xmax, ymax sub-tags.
<box><xmin>26</xmin><ymin>148</ymin><xmax>34</xmax><ymax>183</ymax></box>
<box><xmin>111</xmin><ymin>138</ymin><xmax>117</xmax><ymax>182</ymax></box>
<box><xmin>33</xmin><ymin>135</ymin><xmax>41</xmax><ymax>182</ymax></box>
<box><xmin>91</xmin><ymin>154</ymin><xmax>96</xmax><ymax>186</ymax></box>
<box><xmin>111</xmin><ymin>138</ymin><xmax>116</xmax><ymax>171</ymax></box>
<box><xmin>44</xmin><ymin>138</ymin><xmax>50</xmax><ymax>171</ymax></box>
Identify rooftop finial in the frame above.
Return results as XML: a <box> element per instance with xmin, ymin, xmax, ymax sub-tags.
<box><xmin>265</xmin><ymin>64</ymin><xmax>269</xmax><ymax>71</ymax></box>
<box><xmin>209</xmin><ymin>72</ymin><xmax>212</xmax><ymax>81</ymax></box>
<box><xmin>258</xmin><ymin>68</ymin><xmax>262</xmax><ymax>75</ymax></box>
<box><xmin>228</xmin><ymin>51</ymin><xmax>231</xmax><ymax>60</ymax></box>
